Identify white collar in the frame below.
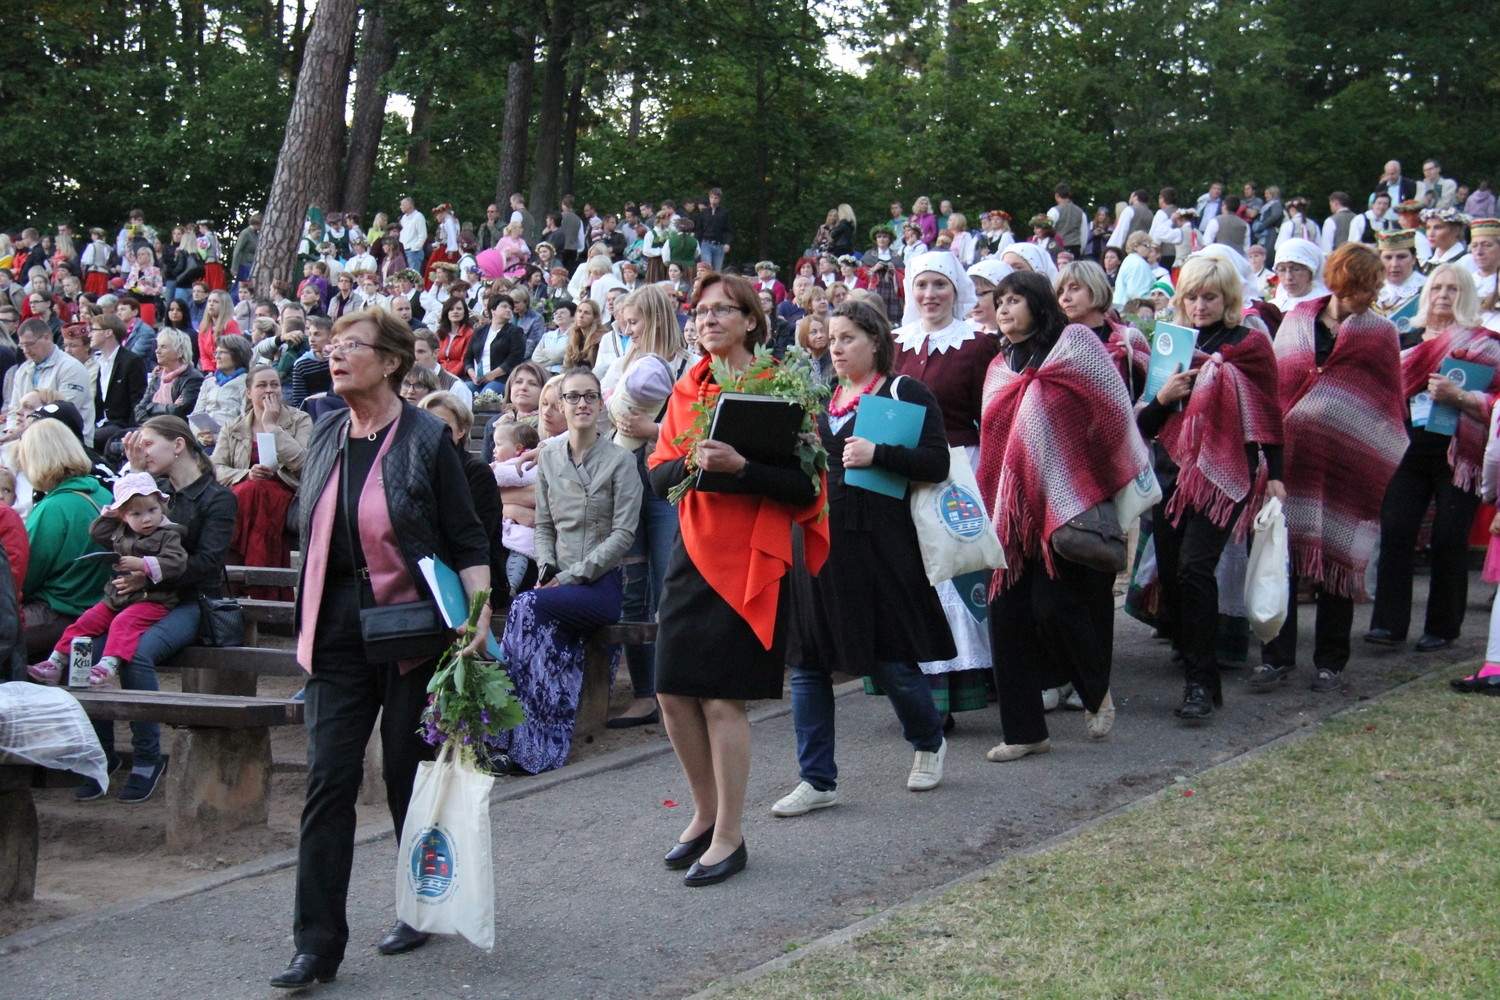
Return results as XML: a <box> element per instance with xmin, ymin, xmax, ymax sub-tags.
<box><xmin>894</xmin><ymin>318</ymin><xmax>976</xmax><ymax>355</ymax></box>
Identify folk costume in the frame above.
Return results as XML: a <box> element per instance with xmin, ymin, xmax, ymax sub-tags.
<box><xmin>1261</xmin><ymin>299</ymin><xmax>1405</xmax><ymax>676</ymax></box>
<box><xmin>978</xmin><ymin>324</ymin><xmax>1150</xmax><ymax>746</ymax></box>
<box><xmin>1137</xmin><ymin>322</ymin><xmax>1283</xmax><ymax>707</ymax></box>
<box><xmin>1369</xmin><ymin>324</ymin><xmax>1500</xmax><ymax>644</ymax></box>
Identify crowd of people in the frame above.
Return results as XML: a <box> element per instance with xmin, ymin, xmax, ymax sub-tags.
<box><xmin>3</xmin><ymin>155</ymin><xmax>1500</xmax><ymax>987</ymax></box>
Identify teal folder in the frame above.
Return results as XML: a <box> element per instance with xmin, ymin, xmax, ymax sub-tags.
<box><xmin>1425</xmin><ymin>358</ymin><xmax>1494</xmax><ymax>437</ymax></box>
<box><xmin>1143</xmin><ymin>321</ymin><xmax>1198</xmax><ymax>400</ymax></box>
<box><xmin>419</xmin><ymin>556</ymin><xmax>503</xmax><ymax>660</ymax></box>
<box><xmin>846</xmin><ymin>393</ymin><xmax>925</xmax><ymax>498</ymax></box>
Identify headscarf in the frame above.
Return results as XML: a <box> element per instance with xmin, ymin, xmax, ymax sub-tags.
<box><xmin>901</xmin><ymin>250</ymin><xmax>978</xmax><ymax>328</ymax></box>
<box><xmin>1271</xmin><ymin>238</ymin><xmax>1330</xmax><ymax>307</ymax></box>
<box><xmin>1000</xmin><ymin>243</ymin><xmax>1059</xmax><ymax>284</ymax></box>
<box><xmin>967</xmin><ymin>258</ymin><xmax>1014</xmax><ymax>287</ymax></box>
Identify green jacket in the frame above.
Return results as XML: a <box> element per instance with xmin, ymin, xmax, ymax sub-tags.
<box><xmin>23</xmin><ymin>475</ymin><xmax>113</xmax><ymax>615</ymax></box>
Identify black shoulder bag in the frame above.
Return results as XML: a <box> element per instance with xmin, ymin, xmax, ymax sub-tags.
<box><xmin>342</xmin><ymin>427</ymin><xmax>450</xmax><ymax>663</ymax></box>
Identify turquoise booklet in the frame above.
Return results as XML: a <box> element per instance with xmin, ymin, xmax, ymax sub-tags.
<box><xmin>419</xmin><ymin>555</ymin><xmax>503</xmax><ymax>660</ymax></box>
<box><xmin>846</xmin><ymin>393</ymin><xmax>926</xmax><ymax>498</ymax></box>
<box><xmin>1143</xmin><ymin>321</ymin><xmax>1198</xmax><ymax>401</ymax></box>
<box><xmin>1424</xmin><ymin>358</ymin><xmax>1494</xmax><ymax>436</ymax></box>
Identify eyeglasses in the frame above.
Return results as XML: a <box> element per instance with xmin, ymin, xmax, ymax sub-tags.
<box><xmin>690</xmin><ymin>304</ymin><xmax>745</xmax><ymax>321</ymax></box>
<box><xmin>560</xmin><ymin>391</ymin><xmax>602</xmax><ymax>405</ymax></box>
<box><xmin>327</xmin><ymin>340</ymin><xmax>379</xmax><ymax>356</ymax></box>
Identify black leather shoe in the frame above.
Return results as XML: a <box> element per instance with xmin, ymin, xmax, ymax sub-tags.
<box><xmin>664</xmin><ymin>824</ymin><xmax>715</xmax><ymax>870</ymax></box>
<box><xmin>1247</xmin><ymin>663</ymin><xmax>1295</xmax><ymax>689</ymax></box>
<box><xmin>1452</xmin><ymin>674</ymin><xmax>1500</xmax><ymax>695</ymax></box>
<box><xmin>606</xmin><ymin>709</ymin><xmax>660</xmax><ymax>728</ymax></box>
<box><xmin>1363</xmin><ymin>628</ymin><xmax>1401</xmax><ymax>647</ymax></box>
<box><xmin>683</xmin><ymin>841</ymin><xmax>747</xmax><ymax>887</ymax></box>
<box><xmin>1415</xmin><ymin>634</ymin><xmax>1452</xmax><ymax>653</ymax></box>
<box><xmin>377</xmin><ymin>920</ymin><xmax>431</xmax><ymax>956</ymax></box>
<box><xmin>1173</xmin><ymin>683</ymin><xmax>1218</xmax><ymax>721</ymax></box>
<box><xmin>270</xmin><ymin>953</ymin><xmax>338</xmax><ymax>989</ymax></box>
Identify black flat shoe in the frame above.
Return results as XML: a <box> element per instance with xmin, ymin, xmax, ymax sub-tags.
<box><xmin>664</xmin><ymin>824</ymin><xmax>715</xmax><ymax>870</ymax></box>
<box><xmin>683</xmin><ymin>841</ymin><xmax>747</xmax><ymax>887</ymax></box>
<box><xmin>1415</xmin><ymin>634</ymin><xmax>1452</xmax><ymax>653</ymax></box>
<box><xmin>377</xmin><ymin>920</ymin><xmax>431</xmax><ymax>956</ymax></box>
<box><xmin>1363</xmin><ymin>628</ymin><xmax>1401</xmax><ymax>647</ymax></box>
<box><xmin>606</xmin><ymin>709</ymin><xmax>661</xmax><ymax>728</ymax></box>
<box><xmin>270</xmin><ymin>953</ymin><xmax>338</xmax><ymax>989</ymax></box>
<box><xmin>1247</xmin><ymin>663</ymin><xmax>1295</xmax><ymax>689</ymax></box>
<box><xmin>942</xmin><ymin>713</ymin><xmax>956</xmax><ymax>733</ymax></box>
<box><xmin>1453</xmin><ymin>674</ymin><xmax>1500</xmax><ymax>695</ymax></box>
<box><xmin>1173</xmin><ymin>682</ymin><xmax>1220</xmax><ymax>721</ymax></box>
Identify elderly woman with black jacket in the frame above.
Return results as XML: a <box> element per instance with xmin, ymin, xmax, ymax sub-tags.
<box><xmin>271</xmin><ymin>308</ymin><xmax>491</xmax><ymax>989</ymax></box>
<box><xmin>135</xmin><ymin>328</ymin><xmax>204</xmax><ymax>424</ymax></box>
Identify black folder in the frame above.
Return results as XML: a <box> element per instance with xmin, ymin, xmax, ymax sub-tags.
<box><xmin>695</xmin><ymin>392</ymin><xmax>807</xmax><ymax>494</ymax></box>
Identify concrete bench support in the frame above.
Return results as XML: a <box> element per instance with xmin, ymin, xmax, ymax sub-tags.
<box><xmin>164</xmin><ymin>727</ymin><xmax>272</xmax><ymax>852</ymax></box>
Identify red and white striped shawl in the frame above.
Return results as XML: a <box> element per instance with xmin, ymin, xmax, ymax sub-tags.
<box><xmin>977</xmin><ymin>324</ymin><xmax>1150</xmax><ymax>589</ymax></box>
<box><xmin>1400</xmin><ymin>325</ymin><xmax>1500</xmax><ymax>492</ymax></box>
<box><xmin>1104</xmin><ymin>317</ymin><xmax>1151</xmax><ymax>396</ymax></box>
<box><xmin>1159</xmin><ymin>326</ymin><xmax>1283</xmax><ymax>532</ymax></box>
<box><xmin>1276</xmin><ymin>298</ymin><xmax>1406</xmax><ymax>599</ymax></box>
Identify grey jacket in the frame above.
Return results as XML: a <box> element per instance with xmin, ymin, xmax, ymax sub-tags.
<box><xmin>536</xmin><ymin>435</ymin><xmax>642</xmax><ymax>585</ymax></box>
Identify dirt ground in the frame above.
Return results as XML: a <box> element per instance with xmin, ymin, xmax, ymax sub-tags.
<box><xmin>2</xmin><ymin>667</ymin><xmax>686</xmax><ymax>938</ymax></box>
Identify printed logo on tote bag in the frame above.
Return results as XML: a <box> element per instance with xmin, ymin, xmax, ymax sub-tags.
<box><xmin>409</xmin><ymin>827</ymin><xmax>459</xmax><ymax>904</ymax></box>
<box><xmin>933</xmin><ymin>483</ymin><xmax>988</xmax><ymax>542</ymax></box>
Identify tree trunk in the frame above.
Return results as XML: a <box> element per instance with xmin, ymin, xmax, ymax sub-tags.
<box><xmin>627</xmin><ymin>70</ymin><xmax>642</xmax><ymax>143</ymax></box>
<box><xmin>342</xmin><ymin>6</ymin><xmax>398</xmax><ymax>218</ymax></box>
<box><xmin>527</xmin><ymin>0</ymin><xmax>573</xmax><ymax>219</ymax></box>
<box><xmin>408</xmin><ymin>81</ymin><xmax>435</xmax><ymax>172</ymax></box>
<box><xmin>307</xmin><ymin>16</ymin><xmax>355</xmax><ymax>213</ymax></box>
<box><xmin>495</xmin><ymin>25</ymin><xmax>536</xmax><ymax>206</ymax></box>
<box><xmin>251</xmin><ymin>0</ymin><xmax>362</xmax><ymax>290</ymax></box>
<box><xmin>559</xmin><ymin>57</ymin><xmax>585</xmax><ymax>199</ymax></box>
<box><xmin>752</xmin><ymin>55</ymin><xmax>771</xmax><ymax>259</ymax></box>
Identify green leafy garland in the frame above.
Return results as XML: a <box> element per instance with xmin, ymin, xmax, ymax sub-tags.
<box><xmin>665</xmin><ymin>345</ymin><xmax>831</xmax><ymax>515</ymax></box>
<box><xmin>419</xmin><ymin>590</ymin><xmax>525</xmax><ymax>764</ymax></box>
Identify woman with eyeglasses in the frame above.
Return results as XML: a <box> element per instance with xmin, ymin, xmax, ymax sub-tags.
<box><xmin>272</xmin><ymin>309</ymin><xmax>491</xmax><ymax>989</ymax></box>
<box><xmin>481</xmin><ymin>366</ymin><xmax>642</xmax><ymax>776</ymax></box>
<box><xmin>647</xmin><ymin>273</ymin><xmax>830</xmax><ymax>887</ymax></box>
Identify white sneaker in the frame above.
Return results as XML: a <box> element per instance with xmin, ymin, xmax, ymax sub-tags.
<box><xmin>906</xmin><ymin>738</ymin><xmax>947</xmax><ymax>791</ymax></box>
<box><xmin>1086</xmin><ymin>691</ymin><xmax>1115</xmax><ymax>738</ymax></box>
<box><xmin>1063</xmin><ymin>685</ymin><xmax>1084</xmax><ymax>710</ymax></box>
<box><xmin>771</xmin><ymin>780</ymin><xmax>837</xmax><ymax>817</ymax></box>
<box><xmin>985</xmin><ymin>739</ymin><xmax>1052</xmax><ymax>762</ymax></box>
<box><xmin>1041</xmin><ymin>687</ymin><xmax>1063</xmax><ymax>711</ymax></box>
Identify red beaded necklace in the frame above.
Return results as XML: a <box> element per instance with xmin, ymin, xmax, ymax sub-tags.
<box><xmin>827</xmin><ymin>373</ymin><xmax>882</xmax><ymax>417</ymax></box>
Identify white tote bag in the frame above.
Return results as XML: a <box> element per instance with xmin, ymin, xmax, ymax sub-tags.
<box><xmin>395</xmin><ymin>742</ymin><xmax>496</xmax><ymax>950</ymax></box>
<box><xmin>909</xmin><ymin>446</ymin><xmax>1007</xmax><ymax>586</ymax></box>
<box><xmin>1244</xmin><ymin>497</ymin><xmax>1290</xmax><ymax>643</ymax></box>
<box><xmin>1113</xmin><ymin>462</ymin><xmax>1162</xmax><ymax>531</ymax></box>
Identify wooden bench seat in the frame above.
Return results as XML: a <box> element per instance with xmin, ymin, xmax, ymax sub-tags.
<box><xmin>70</xmin><ymin>691</ymin><xmax>303</xmax><ymax>851</ymax></box>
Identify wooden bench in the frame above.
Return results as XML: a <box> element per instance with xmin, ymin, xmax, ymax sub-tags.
<box><xmin>71</xmin><ymin>690</ymin><xmax>303</xmax><ymax>852</ymax></box>
<box><xmin>0</xmin><ymin>763</ymin><xmax>86</xmax><ymax>902</ymax></box>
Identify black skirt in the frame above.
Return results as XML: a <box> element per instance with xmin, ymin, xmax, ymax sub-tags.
<box><xmin>654</xmin><ymin>535</ymin><xmax>790</xmax><ymax>701</ymax></box>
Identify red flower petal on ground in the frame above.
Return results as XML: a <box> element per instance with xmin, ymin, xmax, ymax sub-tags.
<box><xmin>663</xmin><ymin>800</ymin><xmax>677</xmax><ymax>807</ymax></box>
<box><xmin>1183</xmin><ymin>790</ymin><xmax>1194</xmax><ymax>796</ymax></box>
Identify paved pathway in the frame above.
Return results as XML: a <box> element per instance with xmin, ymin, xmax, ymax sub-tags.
<box><xmin>1</xmin><ymin>581</ymin><xmax>1481</xmax><ymax>999</ymax></box>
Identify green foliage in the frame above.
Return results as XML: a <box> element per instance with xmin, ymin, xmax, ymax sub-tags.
<box><xmin>422</xmin><ymin>589</ymin><xmax>524</xmax><ymax>764</ymax></box>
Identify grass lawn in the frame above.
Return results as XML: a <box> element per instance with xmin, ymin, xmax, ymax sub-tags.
<box><xmin>715</xmin><ymin>673</ymin><xmax>1500</xmax><ymax>1000</ymax></box>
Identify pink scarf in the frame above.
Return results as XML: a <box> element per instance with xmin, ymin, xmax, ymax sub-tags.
<box><xmin>296</xmin><ymin>413</ymin><xmax>426</xmax><ymax>674</ymax></box>
<box><xmin>152</xmin><ymin>363</ymin><xmax>189</xmax><ymax>404</ymax></box>
<box><xmin>1399</xmin><ymin>325</ymin><xmax>1500</xmax><ymax>492</ymax></box>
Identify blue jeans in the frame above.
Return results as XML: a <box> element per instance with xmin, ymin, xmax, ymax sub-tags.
<box><xmin>91</xmin><ymin>603</ymin><xmax>201</xmax><ymax>766</ymax></box>
<box><xmin>701</xmin><ymin>241</ymin><xmax>725</xmax><ymax>271</ymax></box>
<box><xmin>619</xmin><ymin>483</ymin><xmax>679</xmax><ymax>699</ymax></box>
<box><xmin>404</xmin><ymin>249</ymin><xmax>424</xmax><ymax>273</ymax></box>
<box><xmin>789</xmin><ymin>661</ymin><xmax>942</xmax><ymax>791</ymax></box>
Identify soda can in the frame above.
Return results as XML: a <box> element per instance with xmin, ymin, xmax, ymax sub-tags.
<box><xmin>67</xmin><ymin>637</ymin><xmax>93</xmax><ymax>689</ymax></box>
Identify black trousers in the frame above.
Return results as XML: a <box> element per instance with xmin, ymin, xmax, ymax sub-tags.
<box><xmin>1370</xmin><ymin>449</ymin><xmax>1480</xmax><ymax>641</ymax></box>
<box><xmin>1262</xmin><ymin>573</ymin><xmax>1354</xmax><ymax>673</ymax></box>
<box><xmin>1153</xmin><ymin>498</ymin><xmax>1243</xmax><ymax>690</ymax></box>
<box><xmin>293</xmin><ymin>580</ymin><xmax>436</xmax><ymax>961</ymax></box>
<box><xmin>990</xmin><ymin>557</ymin><xmax>1114</xmax><ymax>745</ymax></box>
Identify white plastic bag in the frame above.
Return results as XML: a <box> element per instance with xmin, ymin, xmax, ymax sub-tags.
<box><xmin>909</xmin><ymin>446</ymin><xmax>1006</xmax><ymax>586</ymax></box>
<box><xmin>395</xmin><ymin>742</ymin><xmax>496</xmax><ymax>950</ymax></box>
<box><xmin>0</xmin><ymin>686</ymin><xmax>109</xmax><ymax>790</ymax></box>
<box><xmin>1244</xmin><ymin>497</ymin><xmax>1290</xmax><ymax>643</ymax></box>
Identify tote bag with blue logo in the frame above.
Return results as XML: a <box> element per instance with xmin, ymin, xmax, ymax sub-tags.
<box><xmin>396</xmin><ymin>741</ymin><xmax>496</xmax><ymax>950</ymax></box>
<box><xmin>909</xmin><ymin>446</ymin><xmax>1006</xmax><ymax>586</ymax></box>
